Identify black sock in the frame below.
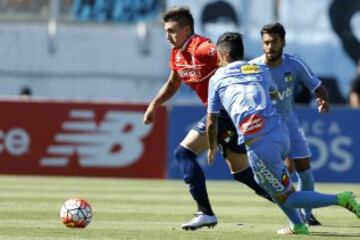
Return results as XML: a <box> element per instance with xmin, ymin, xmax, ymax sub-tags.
<box><xmin>233</xmin><ymin>167</ymin><xmax>274</xmax><ymax>203</ymax></box>
<box><xmin>197</xmin><ymin>201</ymin><xmax>214</xmax><ymax>216</ymax></box>
<box><xmin>174</xmin><ymin>146</ymin><xmax>215</xmax><ymax>216</ymax></box>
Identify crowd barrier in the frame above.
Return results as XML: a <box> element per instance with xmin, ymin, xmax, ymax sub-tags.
<box><xmin>168</xmin><ymin>105</ymin><xmax>360</xmax><ymax>183</ymax></box>
<box><xmin>0</xmin><ymin>100</ymin><xmax>358</xmax><ymax>182</ymax></box>
<box><xmin>0</xmin><ymin>99</ymin><xmax>167</xmax><ymax>178</ymax></box>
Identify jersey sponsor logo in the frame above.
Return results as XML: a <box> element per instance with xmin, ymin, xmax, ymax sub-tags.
<box><xmin>220</xmin><ymin>130</ymin><xmax>234</xmax><ymax>143</ymax></box>
<box><xmin>255</xmin><ymin>159</ymin><xmax>285</xmax><ymax>192</ymax></box>
<box><xmin>284</xmin><ymin>72</ymin><xmax>294</xmax><ymax>82</ymax></box>
<box><xmin>178</xmin><ymin>68</ymin><xmax>202</xmax><ymax>79</ymax></box>
<box><xmin>239</xmin><ymin>115</ymin><xmax>264</xmax><ymax>135</ymax></box>
<box><xmin>241</xmin><ymin>64</ymin><xmax>261</xmax><ymax>74</ymax></box>
<box><xmin>281</xmin><ymin>168</ymin><xmax>290</xmax><ymax>187</ymax></box>
<box><xmin>277</xmin><ymin>87</ymin><xmax>293</xmax><ymax>101</ymax></box>
<box><xmin>225</xmin><ymin>67</ymin><xmax>241</xmax><ymax>75</ymax></box>
<box><xmin>40</xmin><ymin>109</ymin><xmax>153</xmax><ymax>168</ymax></box>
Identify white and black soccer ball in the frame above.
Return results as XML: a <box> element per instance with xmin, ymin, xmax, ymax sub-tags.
<box><xmin>60</xmin><ymin>198</ymin><xmax>92</xmax><ymax>228</ymax></box>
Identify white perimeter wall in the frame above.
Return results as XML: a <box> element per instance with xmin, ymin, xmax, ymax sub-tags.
<box><xmin>0</xmin><ymin>22</ymin><xmax>170</xmax><ymax>102</ymax></box>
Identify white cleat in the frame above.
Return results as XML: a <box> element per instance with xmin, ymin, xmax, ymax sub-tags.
<box><xmin>181</xmin><ymin>212</ymin><xmax>217</xmax><ymax>231</ymax></box>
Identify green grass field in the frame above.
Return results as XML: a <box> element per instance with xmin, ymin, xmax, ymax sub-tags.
<box><xmin>0</xmin><ymin>175</ymin><xmax>359</xmax><ymax>240</ymax></box>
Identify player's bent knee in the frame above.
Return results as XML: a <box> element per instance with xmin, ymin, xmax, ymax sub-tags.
<box><xmin>174</xmin><ymin>146</ymin><xmax>202</xmax><ymax>184</ymax></box>
<box><xmin>174</xmin><ymin>146</ymin><xmax>194</xmax><ymax>161</ymax></box>
<box><xmin>179</xmin><ymin>130</ymin><xmax>208</xmax><ymax>154</ymax></box>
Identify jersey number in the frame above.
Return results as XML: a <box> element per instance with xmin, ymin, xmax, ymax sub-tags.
<box><xmin>225</xmin><ymin>82</ymin><xmax>267</xmax><ymax>115</ymax></box>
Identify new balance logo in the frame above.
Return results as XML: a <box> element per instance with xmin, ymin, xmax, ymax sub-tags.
<box><xmin>40</xmin><ymin>110</ymin><xmax>153</xmax><ymax>168</ymax></box>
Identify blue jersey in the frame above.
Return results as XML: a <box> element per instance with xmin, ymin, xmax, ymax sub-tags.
<box><xmin>207</xmin><ymin>61</ymin><xmax>281</xmax><ymax>145</ymax></box>
<box><xmin>250</xmin><ymin>53</ymin><xmax>321</xmax><ymax>122</ymax></box>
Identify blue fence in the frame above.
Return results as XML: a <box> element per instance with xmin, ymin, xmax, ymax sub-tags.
<box><xmin>168</xmin><ymin>105</ymin><xmax>360</xmax><ymax>183</ymax></box>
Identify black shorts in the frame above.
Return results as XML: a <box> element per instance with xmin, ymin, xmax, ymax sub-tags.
<box><xmin>191</xmin><ymin>109</ymin><xmax>246</xmax><ymax>157</ymax></box>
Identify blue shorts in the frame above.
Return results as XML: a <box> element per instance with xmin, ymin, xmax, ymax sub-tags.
<box><xmin>246</xmin><ymin>124</ymin><xmax>292</xmax><ymax>196</ymax></box>
<box><xmin>192</xmin><ymin>110</ymin><xmax>246</xmax><ymax>157</ymax></box>
<box><xmin>287</xmin><ymin>119</ymin><xmax>311</xmax><ymax>160</ymax></box>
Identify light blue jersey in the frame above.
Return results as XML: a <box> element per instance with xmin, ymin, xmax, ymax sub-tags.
<box><xmin>250</xmin><ymin>53</ymin><xmax>319</xmax><ymax>159</ymax></box>
<box><xmin>250</xmin><ymin>53</ymin><xmax>321</xmax><ymax>122</ymax></box>
<box><xmin>208</xmin><ymin>60</ymin><xmax>292</xmax><ymax>195</ymax></box>
<box><xmin>207</xmin><ymin>61</ymin><xmax>281</xmax><ymax>145</ymax></box>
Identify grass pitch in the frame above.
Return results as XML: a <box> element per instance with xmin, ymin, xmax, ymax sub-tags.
<box><xmin>0</xmin><ymin>175</ymin><xmax>359</xmax><ymax>240</ymax></box>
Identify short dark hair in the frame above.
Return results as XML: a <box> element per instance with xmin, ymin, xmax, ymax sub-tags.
<box><xmin>260</xmin><ymin>22</ymin><xmax>286</xmax><ymax>40</ymax></box>
<box><xmin>216</xmin><ymin>32</ymin><xmax>244</xmax><ymax>61</ymax></box>
<box><xmin>163</xmin><ymin>7</ymin><xmax>194</xmax><ymax>33</ymax></box>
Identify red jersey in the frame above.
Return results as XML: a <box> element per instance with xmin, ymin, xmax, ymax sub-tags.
<box><xmin>169</xmin><ymin>35</ymin><xmax>218</xmax><ymax>105</ymax></box>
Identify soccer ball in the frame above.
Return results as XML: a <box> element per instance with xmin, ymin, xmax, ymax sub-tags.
<box><xmin>60</xmin><ymin>198</ymin><xmax>92</xmax><ymax>228</ymax></box>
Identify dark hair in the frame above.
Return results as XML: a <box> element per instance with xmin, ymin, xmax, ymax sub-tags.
<box><xmin>163</xmin><ymin>7</ymin><xmax>194</xmax><ymax>33</ymax></box>
<box><xmin>216</xmin><ymin>32</ymin><xmax>244</xmax><ymax>61</ymax></box>
<box><xmin>260</xmin><ymin>22</ymin><xmax>286</xmax><ymax>40</ymax></box>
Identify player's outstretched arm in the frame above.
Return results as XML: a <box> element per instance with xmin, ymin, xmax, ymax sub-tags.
<box><xmin>314</xmin><ymin>84</ymin><xmax>330</xmax><ymax>113</ymax></box>
<box><xmin>206</xmin><ymin>113</ymin><xmax>218</xmax><ymax>165</ymax></box>
<box><xmin>143</xmin><ymin>70</ymin><xmax>182</xmax><ymax>124</ymax></box>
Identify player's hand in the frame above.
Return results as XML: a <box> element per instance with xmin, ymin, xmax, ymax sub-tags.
<box><xmin>316</xmin><ymin>98</ymin><xmax>330</xmax><ymax>113</ymax></box>
<box><xmin>207</xmin><ymin>149</ymin><xmax>216</xmax><ymax>166</ymax></box>
<box><xmin>143</xmin><ymin>104</ymin><xmax>156</xmax><ymax>124</ymax></box>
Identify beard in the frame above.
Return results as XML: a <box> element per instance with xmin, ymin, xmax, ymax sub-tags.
<box><xmin>265</xmin><ymin>50</ymin><xmax>282</xmax><ymax>63</ymax></box>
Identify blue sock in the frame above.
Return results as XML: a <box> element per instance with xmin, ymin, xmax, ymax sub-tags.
<box><xmin>284</xmin><ymin>191</ymin><xmax>338</xmax><ymax>209</ymax></box>
<box><xmin>297</xmin><ymin>169</ymin><xmax>315</xmax><ymax>192</ymax></box>
<box><xmin>233</xmin><ymin>168</ymin><xmax>273</xmax><ymax>202</ymax></box>
<box><xmin>174</xmin><ymin>146</ymin><xmax>214</xmax><ymax>216</ymax></box>
<box><xmin>297</xmin><ymin>169</ymin><xmax>315</xmax><ymax>218</ymax></box>
<box><xmin>277</xmin><ymin>203</ymin><xmax>304</xmax><ymax>225</ymax></box>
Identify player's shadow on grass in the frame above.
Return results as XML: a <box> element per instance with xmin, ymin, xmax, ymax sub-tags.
<box><xmin>321</xmin><ymin>224</ymin><xmax>360</xmax><ymax>229</ymax></box>
<box><xmin>310</xmin><ymin>231</ymin><xmax>360</xmax><ymax>238</ymax></box>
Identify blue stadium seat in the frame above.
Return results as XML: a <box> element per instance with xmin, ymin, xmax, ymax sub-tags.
<box><xmin>111</xmin><ymin>0</ymin><xmax>160</xmax><ymax>23</ymax></box>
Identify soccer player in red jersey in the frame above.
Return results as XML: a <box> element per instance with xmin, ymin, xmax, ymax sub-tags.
<box><xmin>143</xmin><ymin>6</ymin><xmax>271</xmax><ymax>230</ymax></box>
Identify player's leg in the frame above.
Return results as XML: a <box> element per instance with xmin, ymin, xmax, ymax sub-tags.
<box><xmin>275</xmin><ymin>188</ymin><xmax>360</xmax><ymax>235</ymax></box>
<box><xmin>276</xmin><ymin>188</ymin><xmax>360</xmax><ymax>233</ymax></box>
<box><xmin>174</xmin><ymin>116</ymin><xmax>217</xmax><ymax>230</ymax></box>
<box><xmin>292</xmin><ymin>156</ymin><xmax>321</xmax><ymax>225</ymax></box>
<box><xmin>249</xmin><ymin>125</ymin><xmax>360</xmax><ymax>234</ymax></box>
<box><xmin>217</xmin><ymin>111</ymin><xmax>273</xmax><ymax>202</ymax></box>
<box><xmin>222</xmin><ymin>148</ymin><xmax>273</xmax><ymax>202</ymax></box>
<box><xmin>246</xmin><ymin>126</ymin><xmax>308</xmax><ymax>234</ymax></box>
<box><xmin>288</xmin><ymin>122</ymin><xmax>319</xmax><ymax>225</ymax></box>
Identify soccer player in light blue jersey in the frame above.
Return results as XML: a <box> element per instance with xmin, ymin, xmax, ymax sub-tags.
<box><xmin>250</xmin><ymin>22</ymin><xmax>330</xmax><ymax>225</ymax></box>
<box><xmin>206</xmin><ymin>32</ymin><xmax>360</xmax><ymax>235</ymax></box>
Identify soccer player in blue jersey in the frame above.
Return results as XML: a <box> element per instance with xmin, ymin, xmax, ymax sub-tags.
<box><xmin>250</xmin><ymin>22</ymin><xmax>329</xmax><ymax>225</ymax></box>
<box><xmin>206</xmin><ymin>32</ymin><xmax>360</xmax><ymax>235</ymax></box>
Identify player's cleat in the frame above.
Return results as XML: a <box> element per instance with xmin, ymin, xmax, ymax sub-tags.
<box><xmin>306</xmin><ymin>214</ymin><xmax>321</xmax><ymax>226</ymax></box>
<box><xmin>337</xmin><ymin>192</ymin><xmax>360</xmax><ymax>218</ymax></box>
<box><xmin>277</xmin><ymin>224</ymin><xmax>310</xmax><ymax>235</ymax></box>
<box><xmin>181</xmin><ymin>212</ymin><xmax>217</xmax><ymax>230</ymax></box>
